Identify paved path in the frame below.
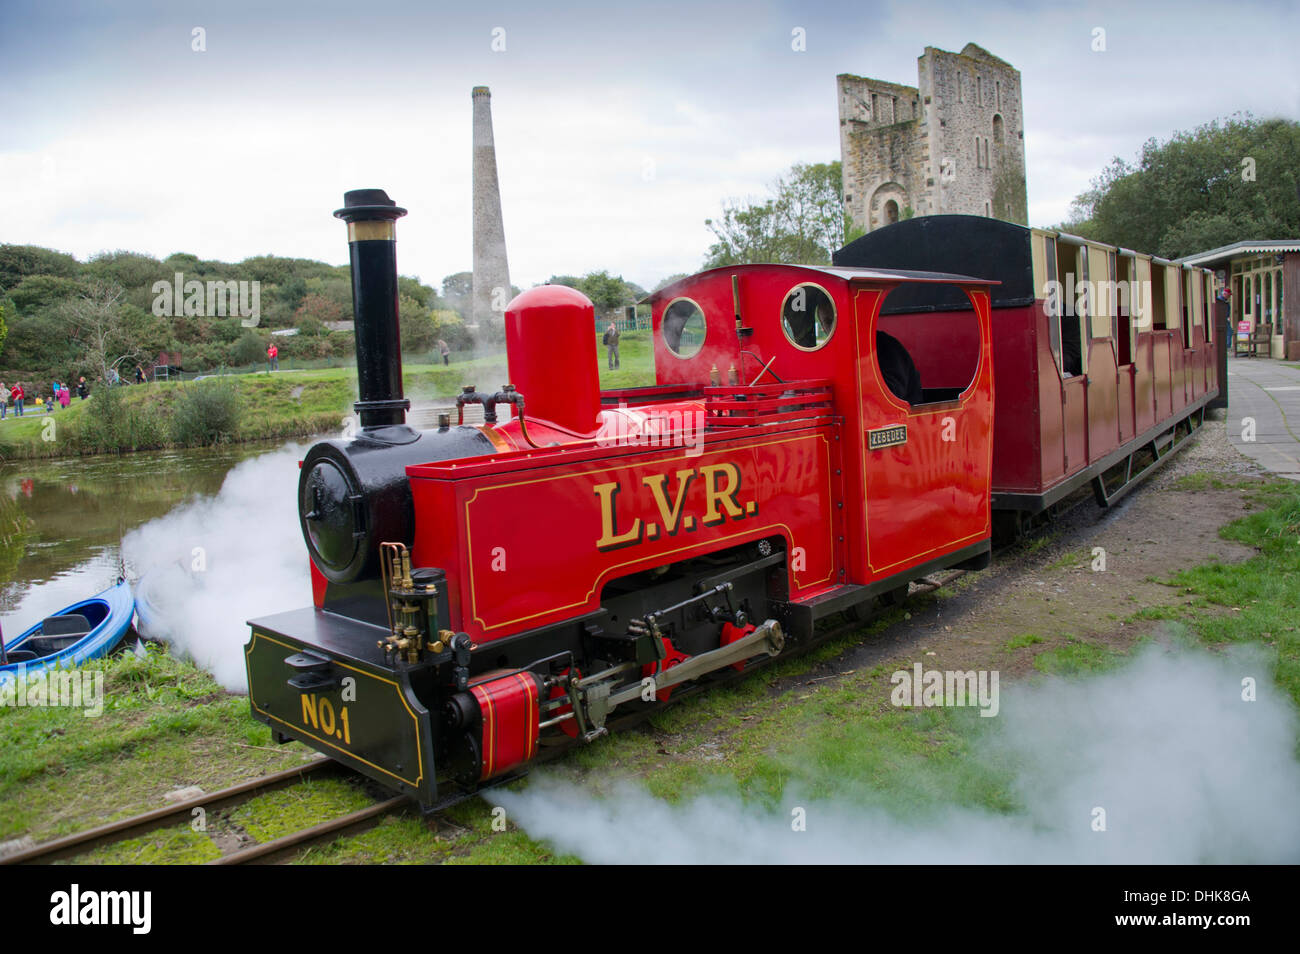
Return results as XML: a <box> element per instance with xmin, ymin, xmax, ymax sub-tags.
<box><xmin>1224</xmin><ymin>356</ymin><xmax>1300</xmax><ymax>481</ymax></box>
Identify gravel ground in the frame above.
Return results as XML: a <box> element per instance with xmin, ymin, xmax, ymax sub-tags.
<box><xmin>774</xmin><ymin>407</ymin><xmax>1273</xmax><ymax>690</ymax></box>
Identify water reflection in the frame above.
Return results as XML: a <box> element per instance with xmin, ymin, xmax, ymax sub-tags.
<box><xmin>0</xmin><ymin>441</ymin><xmax>302</xmax><ymax>638</ymax></box>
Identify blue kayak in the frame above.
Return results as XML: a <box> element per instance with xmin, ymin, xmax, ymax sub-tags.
<box><xmin>0</xmin><ymin>580</ymin><xmax>135</xmax><ymax>686</ymax></box>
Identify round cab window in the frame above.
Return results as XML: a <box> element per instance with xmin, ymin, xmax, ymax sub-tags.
<box><xmin>781</xmin><ymin>283</ymin><xmax>836</xmax><ymax>350</ymax></box>
<box><xmin>663</xmin><ymin>298</ymin><xmax>706</xmax><ymax>358</ymax></box>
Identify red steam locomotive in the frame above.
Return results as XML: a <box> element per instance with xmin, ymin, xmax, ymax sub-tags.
<box><xmin>244</xmin><ymin>192</ymin><xmax>1218</xmax><ymax>810</ymax></box>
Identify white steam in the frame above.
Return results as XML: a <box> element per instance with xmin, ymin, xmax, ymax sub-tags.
<box><xmin>123</xmin><ymin>444</ymin><xmax>312</xmax><ymax>692</ymax></box>
<box><xmin>491</xmin><ymin>645</ymin><xmax>1300</xmax><ymax>864</ymax></box>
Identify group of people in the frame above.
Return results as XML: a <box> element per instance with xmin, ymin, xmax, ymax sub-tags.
<box><xmin>0</xmin><ymin>378</ymin><xmax>90</xmax><ymax>419</ymax></box>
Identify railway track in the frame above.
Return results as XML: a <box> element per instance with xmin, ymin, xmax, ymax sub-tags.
<box><xmin>0</xmin><ymin>757</ymin><xmax>405</xmax><ymax>865</ymax></box>
<box><xmin>209</xmin><ymin>794</ymin><xmax>408</xmax><ymax>865</ymax></box>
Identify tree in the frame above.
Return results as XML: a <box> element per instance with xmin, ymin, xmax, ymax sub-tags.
<box><xmin>429</xmin><ymin>309</ymin><xmax>470</xmax><ymax>350</ymax></box>
<box><xmin>577</xmin><ymin>271</ymin><xmax>634</xmax><ymax>318</ymax></box>
<box><xmin>58</xmin><ymin>280</ymin><xmax>142</xmax><ymax>383</ymax></box>
<box><xmin>1060</xmin><ymin>114</ymin><xmax>1300</xmax><ymax>258</ymax></box>
<box><xmin>230</xmin><ymin>330</ymin><xmax>266</xmax><ymax>365</ymax></box>
<box><xmin>0</xmin><ymin>245</ymin><xmax>79</xmax><ymax>291</ymax></box>
<box><xmin>8</xmin><ymin>275</ymin><xmax>85</xmax><ymax>312</ymax></box>
<box><xmin>398</xmin><ymin>275</ymin><xmax>437</xmax><ymax>309</ymax></box>
<box><xmin>398</xmin><ymin>295</ymin><xmax>437</xmax><ymax>353</ymax></box>
<box><xmin>441</xmin><ymin>272</ymin><xmax>472</xmax><ymax>317</ymax></box>
<box><xmin>0</xmin><ymin>303</ymin><xmax>8</xmax><ymax>362</ymax></box>
<box><xmin>295</xmin><ymin>292</ymin><xmax>344</xmax><ymax>327</ymax></box>
<box><xmin>704</xmin><ymin>161</ymin><xmax>851</xmax><ymax>267</ymax></box>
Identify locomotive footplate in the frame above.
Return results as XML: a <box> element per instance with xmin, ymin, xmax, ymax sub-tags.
<box><xmin>245</xmin><ymin>606</ymin><xmax>439</xmax><ymax>809</ymax></box>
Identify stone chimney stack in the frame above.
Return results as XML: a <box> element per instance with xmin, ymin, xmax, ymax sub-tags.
<box><xmin>471</xmin><ymin>86</ymin><xmax>511</xmax><ymax>336</ymax></box>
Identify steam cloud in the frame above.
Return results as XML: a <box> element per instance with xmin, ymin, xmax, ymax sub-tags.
<box><xmin>491</xmin><ymin>645</ymin><xmax>1300</xmax><ymax>863</ymax></box>
<box><xmin>123</xmin><ymin>445</ymin><xmax>311</xmax><ymax>692</ymax></box>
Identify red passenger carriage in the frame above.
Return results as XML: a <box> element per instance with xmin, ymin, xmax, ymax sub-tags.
<box><xmin>834</xmin><ymin>215</ymin><xmax>1219</xmax><ymax>517</ymax></box>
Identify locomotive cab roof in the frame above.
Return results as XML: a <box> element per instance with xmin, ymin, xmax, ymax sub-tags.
<box><xmin>642</xmin><ymin>262</ymin><xmax>998</xmax><ymax>307</ymax></box>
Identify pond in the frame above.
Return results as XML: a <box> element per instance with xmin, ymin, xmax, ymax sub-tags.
<box><xmin>0</xmin><ymin>439</ymin><xmax>320</xmax><ymax>689</ymax></box>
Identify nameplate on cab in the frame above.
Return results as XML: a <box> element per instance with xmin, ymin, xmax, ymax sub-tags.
<box><xmin>868</xmin><ymin>424</ymin><xmax>908</xmax><ymax>451</ymax></box>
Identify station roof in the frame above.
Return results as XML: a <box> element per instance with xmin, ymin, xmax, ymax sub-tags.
<box><xmin>1177</xmin><ymin>240</ymin><xmax>1300</xmax><ymax>267</ymax></box>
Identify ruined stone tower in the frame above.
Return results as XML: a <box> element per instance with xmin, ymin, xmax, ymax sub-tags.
<box><xmin>471</xmin><ymin>86</ymin><xmax>510</xmax><ymax>335</ymax></box>
<box><xmin>837</xmin><ymin>43</ymin><xmax>1028</xmax><ymax>234</ymax></box>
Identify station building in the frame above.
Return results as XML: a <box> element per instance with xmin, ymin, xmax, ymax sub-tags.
<box><xmin>1178</xmin><ymin>241</ymin><xmax>1300</xmax><ymax>360</ymax></box>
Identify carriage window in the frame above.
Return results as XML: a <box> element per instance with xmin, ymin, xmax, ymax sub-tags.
<box><xmin>1151</xmin><ymin>265</ymin><xmax>1167</xmax><ymax>329</ymax></box>
<box><xmin>662</xmin><ymin>298</ymin><xmax>706</xmax><ymax>358</ymax></box>
<box><xmin>1204</xmin><ymin>275</ymin><xmax>1214</xmax><ymax>342</ymax></box>
<box><xmin>1044</xmin><ymin>236</ymin><xmax>1062</xmax><ymax>371</ymax></box>
<box><xmin>1116</xmin><ymin>255</ymin><xmax>1134</xmax><ymax>367</ymax></box>
<box><xmin>1059</xmin><ymin>243</ymin><xmax>1083</xmax><ymax>377</ymax></box>
<box><xmin>780</xmin><ymin>283</ymin><xmax>836</xmax><ymax>350</ymax></box>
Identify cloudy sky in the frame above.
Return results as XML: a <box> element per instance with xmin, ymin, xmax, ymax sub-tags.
<box><xmin>1</xmin><ymin>0</ymin><xmax>1297</xmax><ymax>292</ymax></box>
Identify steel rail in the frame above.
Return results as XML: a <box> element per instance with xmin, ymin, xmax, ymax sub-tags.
<box><xmin>1</xmin><ymin>757</ymin><xmax>334</xmax><ymax>865</ymax></box>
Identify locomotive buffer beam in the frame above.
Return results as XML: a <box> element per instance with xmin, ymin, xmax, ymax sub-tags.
<box><xmin>577</xmin><ymin>619</ymin><xmax>785</xmax><ymax>737</ymax></box>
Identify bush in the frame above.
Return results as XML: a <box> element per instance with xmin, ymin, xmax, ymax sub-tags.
<box><xmin>170</xmin><ymin>378</ymin><xmax>242</xmax><ymax>446</ymax></box>
<box><xmin>76</xmin><ymin>384</ymin><xmax>163</xmax><ymax>452</ymax></box>
<box><xmin>229</xmin><ymin>331</ymin><xmax>265</xmax><ymax>366</ymax></box>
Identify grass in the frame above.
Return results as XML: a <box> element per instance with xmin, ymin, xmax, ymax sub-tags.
<box><xmin>1168</xmin><ymin>472</ymin><xmax>1259</xmax><ymax>492</ymax></box>
<box><xmin>1046</xmin><ymin>548</ymin><xmax>1091</xmax><ymax>571</ymax></box>
<box><xmin>1004</xmin><ymin>633</ymin><xmax>1045</xmax><ymax>652</ymax></box>
<box><xmin>0</xmin><ymin>644</ymin><xmax>315</xmax><ymax>851</ymax></box>
<box><xmin>1032</xmin><ymin>637</ymin><xmax>1116</xmax><ymax>675</ymax></box>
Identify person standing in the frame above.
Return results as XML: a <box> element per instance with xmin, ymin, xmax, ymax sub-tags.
<box><xmin>58</xmin><ymin>384</ymin><xmax>70</xmax><ymax>409</ymax></box>
<box><xmin>267</xmin><ymin>342</ymin><xmax>279</xmax><ymax>372</ymax></box>
<box><xmin>12</xmin><ymin>382</ymin><xmax>24</xmax><ymax>417</ymax></box>
<box><xmin>0</xmin><ymin>382</ymin><xmax>9</xmax><ymax>420</ymax></box>
<box><xmin>437</xmin><ymin>339</ymin><xmax>450</xmax><ymax>366</ymax></box>
<box><xmin>77</xmin><ymin>377</ymin><xmax>89</xmax><ymax>400</ymax></box>
<box><xmin>602</xmin><ymin>321</ymin><xmax>621</xmax><ymax>370</ymax></box>
<box><xmin>135</xmin><ymin>365</ymin><xmax>145</xmax><ymax>384</ymax></box>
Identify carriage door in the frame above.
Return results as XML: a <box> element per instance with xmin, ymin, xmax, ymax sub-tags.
<box><xmin>854</xmin><ymin>280</ymin><xmax>994</xmax><ymax>582</ymax></box>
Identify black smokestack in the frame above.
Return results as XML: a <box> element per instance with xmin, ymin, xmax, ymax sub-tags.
<box><xmin>334</xmin><ymin>189</ymin><xmax>409</xmax><ymax>429</ymax></box>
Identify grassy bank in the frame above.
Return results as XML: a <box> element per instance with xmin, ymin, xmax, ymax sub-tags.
<box><xmin>0</xmin><ymin>332</ymin><xmax>658</xmax><ymax>461</ymax></box>
<box><xmin>2</xmin><ymin>474</ymin><xmax>1296</xmax><ymax>863</ymax></box>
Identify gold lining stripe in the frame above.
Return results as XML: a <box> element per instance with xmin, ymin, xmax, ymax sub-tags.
<box><xmin>348</xmin><ymin>220</ymin><xmax>396</xmax><ymax>242</ymax></box>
